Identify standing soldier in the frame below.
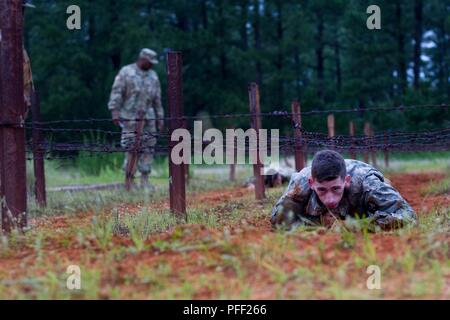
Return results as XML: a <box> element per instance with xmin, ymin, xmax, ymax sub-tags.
<box><xmin>108</xmin><ymin>48</ymin><xmax>164</xmax><ymax>189</ymax></box>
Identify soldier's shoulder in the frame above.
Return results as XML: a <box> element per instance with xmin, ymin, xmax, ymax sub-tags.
<box><xmin>345</xmin><ymin>159</ymin><xmax>375</xmax><ymax>172</ymax></box>
<box><xmin>290</xmin><ymin>166</ymin><xmax>311</xmax><ymax>184</ymax></box>
<box><xmin>119</xmin><ymin>64</ymin><xmax>138</xmax><ymax>76</ymax></box>
<box><xmin>345</xmin><ymin>159</ymin><xmax>385</xmax><ymax>181</ymax></box>
<box><xmin>148</xmin><ymin>69</ymin><xmax>159</xmax><ymax>80</ymax></box>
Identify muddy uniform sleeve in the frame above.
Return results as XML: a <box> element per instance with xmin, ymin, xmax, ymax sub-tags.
<box><xmin>362</xmin><ymin>173</ymin><xmax>417</xmax><ymax>230</ymax></box>
<box><xmin>108</xmin><ymin>68</ymin><xmax>127</xmax><ymax>112</ymax></box>
<box><xmin>270</xmin><ymin>169</ymin><xmax>313</xmax><ymax>229</ymax></box>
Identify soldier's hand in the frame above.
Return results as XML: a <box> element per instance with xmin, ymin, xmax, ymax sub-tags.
<box><xmin>157</xmin><ymin>120</ymin><xmax>164</xmax><ymax>132</ymax></box>
<box><xmin>322</xmin><ymin>212</ymin><xmax>337</xmax><ymax>228</ymax></box>
<box><xmin>112</xmin><ymin>110</ymin><xmax>120</xmax><ymax>126</ymax></box>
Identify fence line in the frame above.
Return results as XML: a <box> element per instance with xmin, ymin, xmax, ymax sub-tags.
<box><xmin>1</xmin><ymin>49</ymin><xmax>449</xmax><ymax>232</ymax></box>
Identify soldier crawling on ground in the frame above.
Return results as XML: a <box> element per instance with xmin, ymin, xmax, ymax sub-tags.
<box><xmin>271</xmin><ymin>150</ymin><xmax>417</xmax><ymax>231</ymax></box>
<box><xmin>244</xmin><ymin>164</ymin><xmax>295</xmax><ymax>190</ymax></box>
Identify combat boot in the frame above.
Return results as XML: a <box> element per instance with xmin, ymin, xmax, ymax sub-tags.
<box><xmin>140</xmin><ymin>173</ymin><xmax>155</xmax><ymax>192</ymax></box>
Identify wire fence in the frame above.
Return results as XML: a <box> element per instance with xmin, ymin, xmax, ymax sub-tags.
<box><xmin>17</xmin><ymin>103</ymin><xmax>449</xmax><ymax>162</ymax></box>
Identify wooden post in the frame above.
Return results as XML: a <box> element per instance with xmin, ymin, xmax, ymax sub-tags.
<box><xmin>248</xmin><ymin>83</ymin><xmax>265</xmax><ymax>200</ymax></box>
<box><xmin>327</xmin><ymin>114</ymin><xmax>335</xmax><ymax>149</ymax></box>
<box><xmin>167</xmin><ymin>52</ymin><xmax>186</xmax><ymax>219</ymax></box>
<box><xmin>31</xmin><ymin>91</ymin><xmax>46</xmax><ymax>207</ymax></box>
<box><xmin>363</xmin><ymin>122</ymin><xmax>370</xmax><ymax>164</ymax></box>
<box><xmin>349</xmin><ymin>121</ymin><xmax>356</xmax><ymax>160</ymax></box>
<box><xmin>229</xmin><ymin>127</ymin><xmax>236</xmax><ymax>182</ymax></box>
<box><xmin>185</xmin><ymin>164</ymin><xmax>190</xmax><ymax>185</ymax></box>
<box><xmin>370</xmin><ymin>126</ymin><xmax>377</xmax><ymax>167</ymax></box>
<box><xmin>0</xmin><ymin>0</ymin><xmax>28</xmax><ymax>232</ymax></box>
<box><xmin>291</xmin><ymin>100</ymin><xmax>305</xmax><ymax>172</ymax></box>
<box><xmin>229</xmin><ymin>163</ymin><xmax>236</xmax><ymax>182</ymax></box>
<box><xmin>384</xmin><ymin>131</ymin><xmax>389</xmax><ymax>168</ymax></box>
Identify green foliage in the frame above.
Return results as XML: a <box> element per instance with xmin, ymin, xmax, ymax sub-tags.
<box><xmin>24</xmin><ymin>0</ymin><xmax>449</xmax><ymax>139</ymax></box>
<box><xmin>76</xmin><ymin>132</ymin><xmax>123</xmax><ymax>176</ymax></box>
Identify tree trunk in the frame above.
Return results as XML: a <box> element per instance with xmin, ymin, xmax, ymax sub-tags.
<box><xmin>240</xmin><ymin>0</ymin><xmax>249</xmax><ymax>50</ymax></box>
<box><xmin>334</xmin><ymin>36</ymin><xmax>342</xmax><ymax>92</ymax></box>
<box><xmin>413</xmin><ymin>0</ymin><xmax>423</xmax><ymax>90</ymax></box>
<box><xmin>275</xmin><ymin>0</ymin><xmax>284</xmax><ymax>106</ymax></box>
<box><xmin>395</xmin><ymin>1</ymin><xmax>407</xmax><ymax>94</ymax></box>
<box><xmin>218</xmin><ymin>0</ymin><xmax>227</xmax><ymax>80</ymax></box>
<box><xmin>315</xmin><ymin>14</ymin><xmax>324</xmax><ymax>103</ymax></box>
<box><xmin>109</xmin><ymin>0</ymin><xmax>121</xmax><ymax>70</ymax></box>
<box><xmin>253</xmin><ymin>0</ymin><xmax>262</xmax><ymax>86</ymax></box>
<box><xmin>201</xmin><ymin>0</ymin><xmax>208</xmax><ymax>29</ymax></box>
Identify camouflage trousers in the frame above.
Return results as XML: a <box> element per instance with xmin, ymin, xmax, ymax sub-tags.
<box><xmin>120</xmin><ymin>120</ymin><xmax>157</xmax><ymax>175</ymax></box>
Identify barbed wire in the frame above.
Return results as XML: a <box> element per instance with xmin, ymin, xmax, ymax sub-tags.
<box><xmin>11</xmin><ymin>103</ymin><xmax>449</xmax><ymax>126</ymax></box>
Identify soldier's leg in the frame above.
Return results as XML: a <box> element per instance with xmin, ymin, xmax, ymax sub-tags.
<box><xmin>121</xmin><ymin>121</ymin><xmax>138</xmax><ymax>178</ymax></box>
<box><xmin>138</xmin><ymin>122</ymin><xmax>157</xmax><ymax>188</ymax></box>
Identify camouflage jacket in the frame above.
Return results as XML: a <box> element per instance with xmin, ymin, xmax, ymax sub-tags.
<box><xmin>271</xmin><ymin>159</ymin><xmax>417</xmax><ymax>230</ymax></box>
<box><xmin>107</xmin><ymin>63</ymin><xmax>163</xmax><ymax>120</ymax></box>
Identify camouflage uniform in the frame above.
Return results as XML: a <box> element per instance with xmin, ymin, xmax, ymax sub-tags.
<box><xmin>107</xmin><ymin>56</ymin><xmax>163</xmax><ymax>175</ymax></box>
<box><xmin>271</xmin><ymin>159</ymin><xmax>417</xmax><ymax>230</ymax></box>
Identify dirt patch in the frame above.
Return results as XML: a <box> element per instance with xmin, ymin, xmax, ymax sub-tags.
<box><xmin>389</xmin><ymin>172</ymin><xmax>449</xmax><ymax>214</ymax></box>
<box><xmin>0</xmin><ymin>172</ymin><xmax>449</xmax><ymax>299</ymax></box>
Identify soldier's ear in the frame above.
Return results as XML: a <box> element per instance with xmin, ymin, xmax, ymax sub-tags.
<box><xmin>344</xmin><ymin>175</ymin><xmax>351</xmax><ymax>188</ymax></box>
<box><xmin>308</xmin><ymin>177</ymin><xmax>314</xmax><ymax>187</ymax></box>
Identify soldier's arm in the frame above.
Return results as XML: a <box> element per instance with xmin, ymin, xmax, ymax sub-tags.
<box><xmin>270</xmin><ymin>170</ymin><xmax>310</xmax><ymax>229</ymax></box>
<box><xmin>108</xmin><ymin>68</ymin><xmax>126</xmax><ymax>113</ymax></box>
<box><xmin>362</xmin><ymin>173</ymin><xmax>417</xmax><ymax>230</ymax></box>
<box><xmin>152</xmin><ymin>77</ymin><xmax>164</xmax><ymax>120</ymax></box>
<box><xmin>23</xmin><ymin>49</ymin><xmax>34</xmax><ymax>111</ymax></box>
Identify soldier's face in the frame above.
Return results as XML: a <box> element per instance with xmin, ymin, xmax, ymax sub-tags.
<box><xmin>137</xmin><ymin>58</ymin><xmax>153</xmax><ymax>71</ymax></box>
<box><xmin>309</xmin><ymin>175</ymin><xmax>351</xmax><ymax>209</ymax></box>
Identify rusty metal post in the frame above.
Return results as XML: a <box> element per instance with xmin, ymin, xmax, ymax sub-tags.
<box><xmin>327</xmin><ymin>114</ymin><xmax>335</xmax><ymax>149</ymax></box>
<box><xmin>248</xmin><ymin>83</ymin><xmax>265</xmax><ymax>200</ymax></box>
<box><xmin>167</xmin><ymin>52</ymin><xmax>186</xmax><ymax>219</ymax></box>
<box><xmin>384</xmin><ymin>131</ymin><xmax>389</xmax><ymax>168</ymax></box>
<box><xmin>0</xmin><ymin>0</ymin><xmax>28</xmax><ymax>232</ymax></box>
<box><xmin>31</xmin><ymin>91</ymin><xmax>46</xmax><ymax>207</ymax></box>
<box><xmin>349</xmin><ymin>121</ymin><xmax>356</xmax><ymax>159</ymax></box>
<box><xmin>363</xmin><ymin>122</ymin><xmax>370</xmax><ymax>164</ymax></box>
<box><xmin>291</xmin><ymin>100</ymin><xmax>305</xmax><ymax>172</ymax></box>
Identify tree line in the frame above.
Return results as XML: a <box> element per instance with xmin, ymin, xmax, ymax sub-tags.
<box><xmin>25</xmin><ymin>0</ymin><xmax>450</xmax><ymax>139</ymax></box>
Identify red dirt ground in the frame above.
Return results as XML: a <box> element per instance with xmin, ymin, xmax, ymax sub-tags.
<box><xmin>0</xmin><ymin>172</ymin><xmax>449</xmax><ymax>299</ymax></box>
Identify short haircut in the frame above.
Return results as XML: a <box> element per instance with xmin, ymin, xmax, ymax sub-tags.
<box><xmin>311</xmin><ymin>150</ymin><xmax>346</xmax><ymax>182</ymax></box>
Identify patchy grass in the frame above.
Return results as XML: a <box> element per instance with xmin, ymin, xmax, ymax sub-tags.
<box><xmin>423</xmin><ymin>168</ymin><xmax>450</xmax><ymax>195</ymax></box>
<box><xmin>1</xmin><ymin>166</ymin><xmax>449</xmax><ymax>299</ymax></box>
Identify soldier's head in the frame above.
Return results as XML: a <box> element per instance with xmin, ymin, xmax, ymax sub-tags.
<box><xmin>137</xmin><ymin>48</ymin><xmax>158</xmax><ymax>71</ymax></box>
<box><xmin>308</xmin><ymin>150</ymin><xmax>350</xmax><ymax>210</ymax></box>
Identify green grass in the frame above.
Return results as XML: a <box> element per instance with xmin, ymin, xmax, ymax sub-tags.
<box><xmin>424</xmin><ymin>168</ymin><xmax>450</xmax><ymax>195</ymax></box>
<box><xmin>1</xmin><ymin>182</ymin><xmax>449</xmax><ymax>299</ymax></box>
<box><xmin>4</xmin><ymin>151</ymin><xmax>447</xmax><ymax>299</ymax></box>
